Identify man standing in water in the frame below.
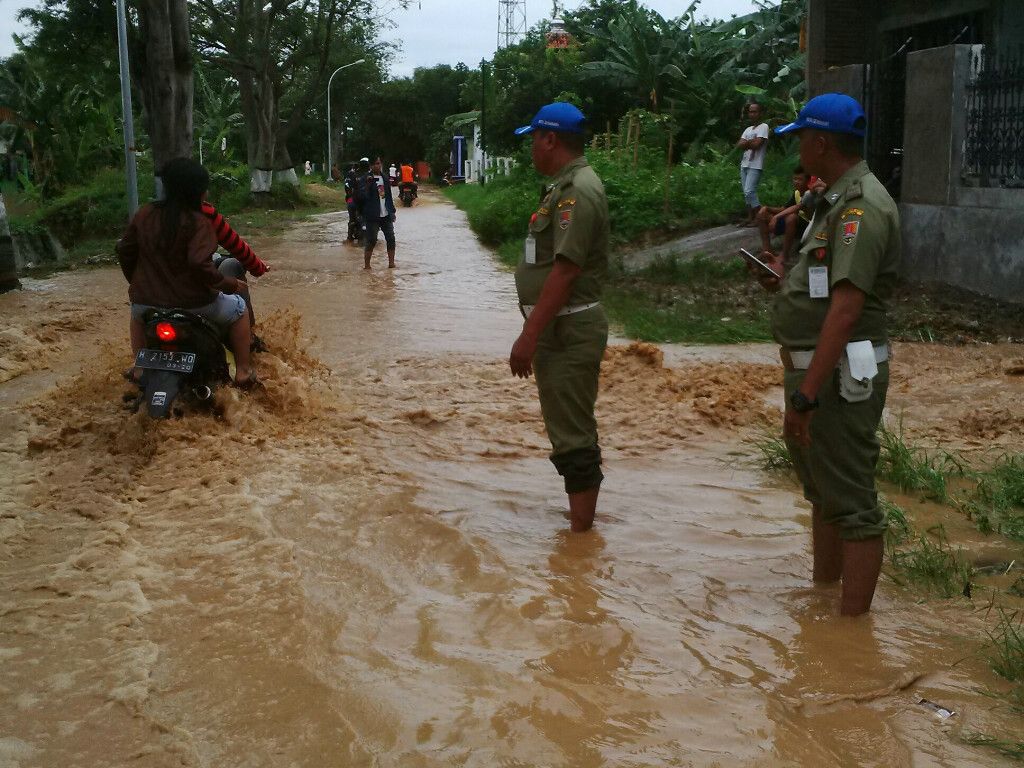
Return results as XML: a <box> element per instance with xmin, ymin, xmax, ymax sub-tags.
<box><xmin>509</xmin><ymin>103</ymin><xmax>609</xmax><ymax>533</ymax></box>
<box><xmin>355</xmin><ymin>156</ymin><xmax>397</xmax><ymax>269</ymax></box>
<box><xmin>753</xmin><ymin>93</ymin><xmax>900</xmax><ymax>616</ymax></box>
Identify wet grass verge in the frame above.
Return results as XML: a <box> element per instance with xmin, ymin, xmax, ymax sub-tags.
<box><xmin>877</xmin><ymin>420</ymin><xmax>965</xmax><ymax>503</ymax></box>
<box><xmin>886</xmin><ymin>527</ymin><xmax>973</xmax><ymax>599</ymax></box>
<box><xmin>959</xmin><ymin>454</ymin><xmax>1024</xmax><ymax>540</ymax></box>
<box><xmin>603</xmin><ymin>256</ymin><xmax>773</xmax><ymax>344</ymax></box>
<box><xmin>9</xmin><ymin>174</ymin><xmax>335</xmax><ymax>277</ymax></box>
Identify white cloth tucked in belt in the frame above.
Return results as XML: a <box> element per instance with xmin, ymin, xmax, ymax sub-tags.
<box><xmin>787</xmin><ymin>343</ymin><xmax>889</xmax><ymax>370</ymax></box>
<box><xmin>520</xmin><ymin>301</ymin><xmax>600</xmax><ymax>318</ymax></box>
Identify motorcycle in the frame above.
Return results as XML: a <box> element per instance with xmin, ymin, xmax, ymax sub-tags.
<box><xmin>399</xmin><ymin>182</ymin><xmax>416</xmax><ymax>208</ymax></box>
<box><xmin>132</xmin><ymin>308</ymin><xmax>231</xmax><ymax>419</ymax></box>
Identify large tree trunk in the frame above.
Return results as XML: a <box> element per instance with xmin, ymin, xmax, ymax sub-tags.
<box><xmin>237</xmin><ymin>67</ymin><xmax>298</xmax><ymax>192</ymax></box>
<box><xmin>136</xmin><ymin>0</ymin><xmax>193</xmax><ymax>196</ymax></box>
<box><xmin>237</xmin><ymin>70</ymin><xmax>278</xmax><ymax>192</ymax></box>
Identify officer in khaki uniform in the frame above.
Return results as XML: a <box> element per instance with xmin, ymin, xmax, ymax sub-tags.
<box><xmin>509</xmin><ymin>103</ymin><xmax>609</xmax><ymax>533</ymax></box>
<box><xmin>755</xmin><ymin>93</ymin><xmax>900</xmax><ymax>616</ymax></box>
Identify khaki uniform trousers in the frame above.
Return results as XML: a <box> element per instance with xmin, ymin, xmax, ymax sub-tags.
<box><xmin>533</xmin><ymin>307</ymin><xmax>608</xmax><ymax>493</ymax></box>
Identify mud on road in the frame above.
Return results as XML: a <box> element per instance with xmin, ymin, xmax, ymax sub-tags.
<box><xmin>2</xmin><ymin>190</ymin><xmax>1023</xmax><ymax>767</ymax></box>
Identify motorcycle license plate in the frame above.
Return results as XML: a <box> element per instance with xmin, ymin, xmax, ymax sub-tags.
<box><xmin>135</xmin><ymin>349</ymin><xmax>196</xmax><ymax>373</ymax></box>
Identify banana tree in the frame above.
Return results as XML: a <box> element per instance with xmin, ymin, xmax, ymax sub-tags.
<box><xmin>577</xmin><ymin>5</ymin><xmax>693</xmax><ymax>113</ymax></box>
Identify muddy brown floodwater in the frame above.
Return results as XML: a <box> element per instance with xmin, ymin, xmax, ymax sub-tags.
<box><xmin>2</xmin><ymin>190</ymin><xmax>1023</xmax><ymax>767</ymax></box>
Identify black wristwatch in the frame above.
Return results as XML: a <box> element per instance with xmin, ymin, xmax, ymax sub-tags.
<box><xmin>789</xmin><ymin>390</ymin><xmax>819</xmax><ymax>413</ymax></box>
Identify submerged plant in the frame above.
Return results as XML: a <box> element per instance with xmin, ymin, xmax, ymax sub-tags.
<box><xmin>881</xmin><ymin>497</ymin><xmax>912</xmax><ymax>550</ymax></box>
<box><xmin>887</xmin><ymin>526</ymin><xmax>972</xmax><ymax>599</ymax></box>
<box><xmin>746</xmin><ymin>430</ymin><xmax>794</xmax><ymax>474</ymax></box>
<box><xmin>960</xmin><ymin>454</ymin><xmax>1024</xmax><ymax>540</ymax></box>
<box><xmin>877</xmin><ymin>420</ymin><xmax>963</xmax><ymax>502</ymax></box>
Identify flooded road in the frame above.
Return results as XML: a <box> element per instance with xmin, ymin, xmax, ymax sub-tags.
<box><xmin>1</xmin><ymin>190</ymin><xmax>1022</xmax><ymax>767</ymax></box>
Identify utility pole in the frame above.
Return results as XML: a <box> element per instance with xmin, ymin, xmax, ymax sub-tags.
<box><xmin>115</xmin><ymin>0</ymin><xmax>139</xmax><ymax>218</ymax></box>
<box><xmin>480</xmin><ymin>60</ymin><xmax>487</xmax><ymax>187</ymax></box>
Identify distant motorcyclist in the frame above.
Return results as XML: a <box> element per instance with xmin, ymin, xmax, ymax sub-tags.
<box><xmin>388</xmin><ymin>162</ymin><xmax>399</xmax><ymax>187</ymax></box>
<box><xmin>399</xmin><ymin>161</ymin><xmax>418</xmax><ymax>200</ymax></box>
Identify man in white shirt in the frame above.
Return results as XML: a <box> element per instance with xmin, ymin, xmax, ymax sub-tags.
<box><xmin>737</xmin><ymin>102</ymin><xmax>769</xmax><ymax>227</ymax></box>
<box><xmin>355</xmin><ymin>156</ymin><xmax>397</xmax><ymax>269</ymax></box>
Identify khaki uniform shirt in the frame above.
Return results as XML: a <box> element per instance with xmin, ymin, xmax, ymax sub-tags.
<box><xmin>772</xmin><ymin>160</ymin><xmax>900</xmax><ymax>349</ymax></box>
<box><xmin>514</xmin><ymin>156</ymin><xmax>609</xmax><ymax>306</ymax></box>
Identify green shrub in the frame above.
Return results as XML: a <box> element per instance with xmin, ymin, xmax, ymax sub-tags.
<box><xmin>445</xmin><ymin>145</ymin><xmax>797</xmax><ymax>250</ymax></box>
<box><xmin>960</xmin><ymin>454</ymin><xmax>1024</xmax><ymax>539</ymax></box>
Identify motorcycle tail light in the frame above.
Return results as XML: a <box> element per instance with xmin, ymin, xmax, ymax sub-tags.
<box><xmin>155</xmin><ymin>322</ymin><xmax>177</xmax><ymax>342</ymax></box>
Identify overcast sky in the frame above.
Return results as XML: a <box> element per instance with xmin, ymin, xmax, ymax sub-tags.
<box><xmin>1</xmin><ymin>0</ymin><xmax>760</xmax><ymax>73</ymax></box>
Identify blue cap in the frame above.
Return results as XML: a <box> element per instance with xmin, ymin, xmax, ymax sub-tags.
<box><xmin>514</xmin><ymin>102</ymin><xmax>586</xmax><ymax>136</ymax></box>
<box><xmin>775</xmin><ymin>93</ymin><xmax>867</xmax><ymax>137</ymax></box>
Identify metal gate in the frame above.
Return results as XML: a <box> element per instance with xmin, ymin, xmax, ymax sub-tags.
<box><xmin>864</xmin><ymin>12</ymin><xmax>987</xmax><ymax>199</ymax></box>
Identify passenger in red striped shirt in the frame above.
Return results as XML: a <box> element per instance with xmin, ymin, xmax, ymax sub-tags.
<box><xmin>201</xmin><ymin>200</ymin><xmax>269</xmax><ymax>277</ymax></box>
<box><xmin>201</xmin><ymin>200</ymin><xmax>268</xmax><ymax>348</ymax></box>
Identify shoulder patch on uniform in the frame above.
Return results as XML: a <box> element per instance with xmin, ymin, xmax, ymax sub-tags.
<box><xmin>841</xmin><ymin>207</ymin><xmax>864</xmax><ymax>219</ymax></box>
<box><xmin>559</xmin><ymin>209</ymin><xmax>572</xmax><ymax>229</ymax></box>
<box><xmin>814</xmin><ymin>230</ymin><xmax>829</xmax><ymax>241</ymax></box>
<box><xmin>557</xmin><ymin>198</ymin><xmax>576</xmax><ymax>208</ymax></box>
<box><xmin>538</xmin><ymin>207</ymin><xmax>549</xmax><ymax>216</ymax></box>
<box><xmin>842</xmin><ymin>220</ymin><xmax>860</xmax><ymax>245</ymax></box>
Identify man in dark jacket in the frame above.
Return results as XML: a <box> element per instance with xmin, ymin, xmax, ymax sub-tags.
<box><xmin>344</xmin><ymin>164</ymin><xmax>361</xmax><ymax>244</ymax></box>
<box><xmin>355</xmin><ymin>156</ymin><xmax>397</xmax><ymax>269</ymax></box>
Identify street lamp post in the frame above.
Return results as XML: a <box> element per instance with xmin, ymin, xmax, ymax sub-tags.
<box><xmin>326</xmin><ymin>58</ymin><xmax>366</xmax><ymax>180</ymax></box>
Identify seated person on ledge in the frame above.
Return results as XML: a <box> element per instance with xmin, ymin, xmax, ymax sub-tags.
<box><xmin>756</xmin><ymin>165</ymin><xmax>811</xmax><ymax>259</ymax></box>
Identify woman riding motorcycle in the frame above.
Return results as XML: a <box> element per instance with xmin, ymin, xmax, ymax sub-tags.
<box><xmin>116</xmin><ymin>158</ymin><xmax>259</xmax><ymax>387</ymax></box>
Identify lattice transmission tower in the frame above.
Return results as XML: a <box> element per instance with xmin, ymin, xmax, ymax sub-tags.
<box><xmin>498</xmin><ymin>0</ymin><xmax>527</xmax><ymax>49</ymax></box>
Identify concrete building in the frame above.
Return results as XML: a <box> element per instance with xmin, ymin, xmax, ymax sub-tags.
<box><xmin>805</xmin><ymin>0</ymin><xmax>1024</xmax><ymax>302</ymax></box>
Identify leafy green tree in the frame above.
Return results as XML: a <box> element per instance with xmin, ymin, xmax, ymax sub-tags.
<box><xmin>0</xmin><ymin>1</ymin><xmax>125</xmax><ymax>193</ymax></box>
<box><xmin>348</xmin><ymin>64</ymin><xmax>470</xmax><ymax>173</ymax></box>
<box><xmin>193</xmin><ymin>0</ymin><xmax>392</xmax><ymax>190</ymax></box>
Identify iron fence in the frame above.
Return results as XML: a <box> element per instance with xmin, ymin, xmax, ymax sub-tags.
<box><xmin>963</xmin><ymin>49</ymin><xmax>1024</xmax><ymax>188</ymax></box>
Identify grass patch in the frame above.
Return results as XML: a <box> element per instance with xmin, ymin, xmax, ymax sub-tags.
<box><xmin>986</xmin><ymin>609</ymin><xmax>1024</xmax><ymax>704</ymax></box>
<box><xmin>887</xmin><ymin>527</ymin><xmax>973</xmax><ymax>599</ymax></box>
<box><xmin>877</xmin><ymin>420</ymin><xmax>963</xmax><ymax>502</ymax></box>
<box><xmin>960</xmin><ymin>611</ymin><xmax>1024</xmax><ymax>761</ymax></box>
<box><xmin>746</xmin><ymin>430</ymin><xmax>794</xmax><ymax>474</ymax></box>
<box><xmin>7</xmin><ymin>166</ymin><xmax>332</xmax><ymax>275</ymax></box>
<box><xmin>603</xmin><ymin>254</ymin><xmax>772</xmax><ymax>343</ymax></box>
<box><xmin>882</xmin><ymin>497</ymin><xmax>912</xmax><ymax>550</ymax></box>
<box><xmin>959</xmin><ymin>454</ymin><xmax>1024</xmax><ymax>540</ymax></box>
<box><xmin>960</xmin><ymin>734</ymin><xmax>1024</xmax><ymax>761</ymax></box>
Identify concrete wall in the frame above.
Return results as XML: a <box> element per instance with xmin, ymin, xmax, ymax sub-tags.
<box><xmin>899</xmin><ymin>43</ymin><xmax>1024</xmax><ymax>301</ymax></box>
<box><xmin>900</xmin><ymin>203</ymin><xmax>1024</xmax><ymax>302</ymax></box>
<box><xmin>901</xmin><ymin>45</ymin><xmax>972</xmax><ymax>205</ymax></box>
<box><xmin>809</xmin><ymin>64</ymin><xmax>865</xmax><ymax>100</ymax></box>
